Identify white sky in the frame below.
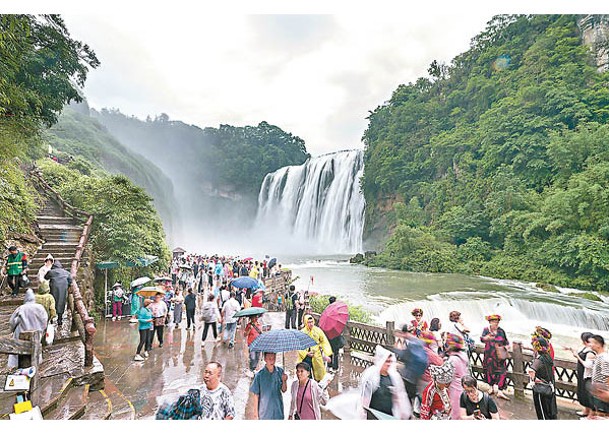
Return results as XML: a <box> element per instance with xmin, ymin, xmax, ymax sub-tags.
<box><xmin>8</xmin><ymin>0</ymin><xmax>609</xmax><ymax>156</ymax></box>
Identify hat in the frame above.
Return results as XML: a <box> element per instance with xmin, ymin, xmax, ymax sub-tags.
<box><xmin>485</xmin><ymin>314</ymin><xmax>501</xmax><ymax>322</ymax></box>
<box><xmin>430</xmin><ymin>362</ymin><xmax>455</xmax><ymax>384</ymax></box>
<box><xmin>419</xmin><ymin>331</ymin><xmax>436</xmax><ymax>346</ymax></box>
<box><xmin>531</xmin><ymin>336</ymin><xmax>550</xmax><ymax>353</ymax></box>
<box><xmin>445</xmin><ymin>333</ymin><xmax>465</xmax><ymax>351</ymax></box>
<box><xmin>45</xmin><ymin>254</ymin><xmax>54</xmax><ymax>261</ymax></box>
<box><xmin>8</xmin><ymin>246</ymin><xmax>17</xmax><ymax>251</ymax></box>
<box><xmin>112</xmin><ymin>282</ymin><xmax>122</xmax><ymax>288</ymax></box>
<box><xmin>303</xmin><ymin>314</ymin><xmax>314</xmax><ymax>323</ymax></box>
<box><xmin>411</xmin><ymin>308</ymin><xmax>423</xmax><ymax>316</ymax></box>
<box><xmin>533</xmin><ymin>326</ymin><xmax>552</xmax><ymax>340</ymax></box>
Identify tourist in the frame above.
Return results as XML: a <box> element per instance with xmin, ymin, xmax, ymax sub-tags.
<box><xmin>150</xmin><ymin>292</ymin><xmax>168</xmax><ymax>348</ymax></box>
<box><xmin>360</xmin><ymin>345</ymin><xmax>411</xmax><ymax>419</ymax></box>
<box><xmin>459</xmin><ymin>375</ymin><xmax>500</xmax><ymax>419</ymax></box>
<box><xmin>420</xmin><ymin>362</ymin><xmax>454</xmax><ymax>420</ymax></box>
<box><xmin>418</xmin><ymin>331</ymin><xmax>445</xmax><ymax>407</ymax></box>
<box><xmin>221</xmin><ymin>291</ymin><xmax>241</xmax><ymax>348</ymax></box>
<box><xmin>251</xmin><ymin>288</ymin><xmax>264</xmax><ymax>308</ymax></box>
<box><xmin>134</xmin><ymin>299</ymin><xmax>154</xmax><ymax>361</ymax></box>
<box><xmin>445</xmin><ymin>333</ymin><xmax>470</xmax><ymax>420</ymax></box>
<box><xmin>295</xmin><ymin>289</ymin><xmax>306</xmax><ymax>328</ymax></box>
<box><xmin>288</xmin><ymin>361</ymin><xmax>329</xmax><ymax>420</ymax></box>
<box><xmin>111</xmin><ymin>282</ymin><xmax>125</xmax><ymax>321</ymax></box>
<box><xmin>527</xmin><ymin>336</ymin><xmax>557</xmax><ymax>420</ymax></box>
<box><xmin>532</xmin><ymin>326</ymin><xmax>555</xmax><ymax>360</ymax></box>
<box><xmin>129</xmin><ymin>283</ymin><xmax>143</xmax><ymax>323</ymax></box>
<box><xmin>3</xmin><ymin>245</ymin><xmax>28</xmax><ymax>297</ymax></box>
<box><xmin>568</xmin><ymin>331</ymin><xmax>596</xmax><ymax>418</ymax></box>
<box><xmin>44</xmin><ymin>260</ymin><xmax>72</xmax><ymax>327</ymax></box>
<box><xmin>201</xmin><ymin>293</ymin><xmax>221</xmax><ymax>343</ymax></box>
<box><xmin>36</xmin><ymin>253</ymin><xmax>54</xmax><ymax>292</ymax></box>
<box><xmin>244</xmin><ymin>314</ymin><xmax>263</xmax><ymax>376</ymax></box>
<box><xmin>249</xmin><ymin>352</ymin><xmax>288</xmax><ymax>420</ymax></box>
<box><xmin>410</xmin><ymin>308</ymin><xmax>428</xmax><ymax>337</ymax></box>
<box><xmin>448</xmin><ymin>310</ymin><xmax>473</xmax><ymax>352</ymax></box>
<box><xmin>184</xmin><ymin>288</ymin><xmax>196</xmax><ymax>330</ymax></box>
<box><xmin>480</xmin><ymin>314</ymin><xmax>510</xmax><ymax>400</ymax></box>
<box><xmin>284</xmin><ymin>285</ymin><xmax>298</xmax><ymax>329</ymax></box>
<box><xmin>588</xmin><ymin>334</ymin><xmax>609</xmax><ymax>419</ymax></box>
<box><xmin>429</xmin><ymin>317</ymin><xmax>443</xmax><ymax>354</ymax></box>
<box><xmin>325</xmin><ymin>296</ymin><xmax>346</xmax><ymax>372</ymax></box>
<box><xmin>200</xmin><ymin>362</ymin><xmax>235</xmax><ymax>420</ymax></box>
<box><xmin>35</xmin><ymin>282</ymin><xmax>57</xmax><ymax>321</ymax></box>
<box><xmin>7</xmin><ymin>289</ymin><xmax>48</xmax><ymax>367</ymax></box>
<box><xmin>172</xmin><ymin>289</ymin><xmax>184</xmax><ymax>326</ymax></box>
<box><xmin>297</xmin><ymin>314</ymin><xmax>333</xmax><ymax>382</ymax></box>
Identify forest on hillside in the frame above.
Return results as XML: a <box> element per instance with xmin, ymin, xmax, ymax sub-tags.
<box><xmin>362</xmin><ymin>15</ymin><xmax>609</xmax><ymax>291</ymax></box>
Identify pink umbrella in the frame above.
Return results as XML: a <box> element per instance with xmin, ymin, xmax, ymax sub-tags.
<box><xmin>319</xmin><ymin>302</ymin><xmax>349</xmax><ymax>340</ymax></box>
<box><xmin>243</xmin><ymin>257</ymin><xmax>253</xmax><ymax>261</ymax></box>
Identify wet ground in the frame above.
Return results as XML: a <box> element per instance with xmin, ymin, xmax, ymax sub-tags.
<box><xmin>93</xmin><ymin>310</ymin><xmax>580</xmax><ymax>420</ymax></box>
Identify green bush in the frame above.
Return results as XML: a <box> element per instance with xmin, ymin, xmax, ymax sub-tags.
<box><xmin>309</xmin><ymin>295</ymin><xmax>372</xmax><ymax>324</ymax></box>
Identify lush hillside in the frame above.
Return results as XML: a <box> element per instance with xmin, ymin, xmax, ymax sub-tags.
<box><xmin>43</xmin><ymin>103</ymin><xmax>179</xmax><ymax>243</ymax></box>
<box><xmin>93</xmin><ymin>109</ymin><xmax>310</xmax><ymax>197</ymax></box>
<box><xmin>362</xmin><ymin>15</ymin><xmax>609</xmax><ymax>291</ymax></box>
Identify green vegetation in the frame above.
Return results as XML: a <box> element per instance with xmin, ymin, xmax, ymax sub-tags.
<box><xmin>309</xmin><ymin>295</ymin><xmax>372</xmax><ymax>324</ymax></box>
<box><xmin>93</xmin><ymin>110</ymin><xmax>310</xmax><ymax>197</ymax></box>
<box><xmin>37</xmin><ymin>159</ymin><xmax>171</xmax><ymax>270</ymax></box>
<box><xmin>362</xmin><ymin>15</ymin><xmax>609</xmax><ymax>291</ymax></box>
<box><xmin>43</xmin><ymin>104</ymin><xmax>179</xmax><ymax>238</ymax></box>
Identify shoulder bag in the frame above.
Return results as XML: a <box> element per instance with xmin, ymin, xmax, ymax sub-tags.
<box><xmin>293</xmin><ymin>379</ymin><xmax>310</xmax><ymax>420</ymax></box>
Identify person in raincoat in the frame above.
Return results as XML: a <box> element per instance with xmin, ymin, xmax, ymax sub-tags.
<box><xmin>130</xmin><ymin>284</ymin><xmax>143</xmax><ymax>323</ymax></box>
<box><xmin>44</xmin><ymin>260</ymin><xmax>72</xmax><ymax>327</ymax></box>
<box><xmin>297</xmin><ymin>314</ymin><xmax>332</xmax><ymax>382</ymax></box>
<box><xmin>360</xmin><ymin>345</ymin><xmax>412</xmax><ymax>419</ymax></box>
<box><xmin>8</xmin><ymin>289</ymin><xmax>48</xmax><ymax>367</ymax></box>
<box><xmin>35</xmin><ymin>282</ymin><xmax>57</xmax><ymax>320</ymax></box>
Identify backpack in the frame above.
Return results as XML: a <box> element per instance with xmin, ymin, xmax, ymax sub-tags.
<box><xmin>114</xmin><ymin>287</ymin><xmax>124</xmax><ymax>299</ymax></box>
<box><xmin>398</xmin><ymin>339</ymin><xmax>429</xmax><ymax>383</ymax></box>
<box><xmin>201</xmin><ymin>303</ymin><xmax>214</xmax><ymax>322</ymax></box>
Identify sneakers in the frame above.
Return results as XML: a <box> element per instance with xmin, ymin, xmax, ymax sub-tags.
<box><xmin>159</xmin><ymin>343</ymin><xmax>163</xmax><ymax>348</ymax></box>
<box><xmin>134</xmin><ymin>354</ymin><xmax>145</xmax><ymax>361</ymax></box>
<box><xmin>144</xmin><ymin>351</ymin><xmax>149</xmax><ymax>358</ymax></box>
<box><xmin>112</xmin><ymin>317</ymin><xmax>116</xmax><ymax>321</ymax></box>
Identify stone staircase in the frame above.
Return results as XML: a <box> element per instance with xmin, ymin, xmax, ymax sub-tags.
<box><xmin>0</xmin><ymin>171</ymin><xmax>134</xmax><ymax>420</ymax></box>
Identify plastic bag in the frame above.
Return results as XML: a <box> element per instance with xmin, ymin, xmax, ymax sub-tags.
<box><xmin>45</xmin><ymin>322</ymin><xmax>55</xmax><ymax>346</ymax></box>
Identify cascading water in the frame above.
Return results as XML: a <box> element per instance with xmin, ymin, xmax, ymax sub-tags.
<box><xmin>256</xmin><ymin>150</ymin><xmax>365</xmax><ymax>254</ymax></box>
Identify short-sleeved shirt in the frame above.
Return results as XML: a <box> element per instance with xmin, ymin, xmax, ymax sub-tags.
<box><xmin>222</xmin><ymin>299</ymin><xmax>241</xmax><ymax>324</ymax></box>
<box><xmin>459</xmin><ymin>391</ymin><xmax>498</xmax><ymax>419</ymax></box>
<box><xmin>200</xmin><ymin>383</ymin><xmax>235</xmax><ymax>420</ymax></box>
<box><xmin>249</xmin><ymin>366</ymin><xmax>285</xmax><ymax>420</ymax></box>
<box><xmin>592</xmin><ymin>351</ymin><xmax>609</xmax><ymax>384</ymax></box>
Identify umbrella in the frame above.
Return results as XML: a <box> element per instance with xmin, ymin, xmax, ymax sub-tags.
<box><xmin>243</xmin><ymin>257</ymin><xmax>253</xmax><ymax>262</ymax></box>
<box><xmin>249</xmin><ymin>329</ymin><xmax>317</xmax><ymax>353</ymax></box>
<box><xmin>135</xmin><ymin>286</ymin><xmax>166</xmax><ymax>297</ymax></box>
<box><xmin>319</xmin><ymin>301</ymin><xmax>350</xmax><ymax>340</ymax></box>
<box><xmin>179</xmin><ymin>264</ymin><xmax>192</xmax><ymax>270</ymax></box>
<box><xmin>230</xmin><ymin>277</ymin><xmax>259</xmax><ymax>289</ymax></box>
<box><xmin>130</xmin><ymin>276</ymin><xmax>151</xmax><ymax>288</ymax></box>
<box><xmin>232</xmin><ymin>307</ymin><xmax>267</xmax><ymax>318</ymax></box>
<box><xmin>153</xmin><ymin>277</ymin><xmax>173</xmax><ymax>283</ymax></box>
<box><xmin>268</xmin><ymin>257</ymin><xmax>277</xmax><ymax>269</ymax></box>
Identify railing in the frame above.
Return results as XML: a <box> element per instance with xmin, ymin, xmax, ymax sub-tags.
<box><xmin>0</xmin><ymin>330</ymin><xmax>43</xmax><ymax>392</ymax></box>
<box><xmin>310</xmin><ymin>314</ymin><xmax>579</xmax><ymax>401</ymax></box>
<box><xmin>29</xmin><ymin>166</ymin><xmax>97</xmax><ymax>367</ymax></box>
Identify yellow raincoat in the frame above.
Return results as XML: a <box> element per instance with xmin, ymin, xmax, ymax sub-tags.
<box><xmin>297</xmin><ymin>314</ymin><xmax>333</xmax><ymax>382</ymax></box>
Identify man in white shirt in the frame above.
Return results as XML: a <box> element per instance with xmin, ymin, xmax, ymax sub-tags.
<box><xmin>221</xmin><ymin>291</ymin><xmax>242</xmax><ymax>348</ymax></box>
<box><xmin>200</xmin><ymin>362</ymin><xmax>235</xmax><ymax>420</ymax></box>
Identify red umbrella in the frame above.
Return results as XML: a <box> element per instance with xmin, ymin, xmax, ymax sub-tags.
<box><xmin>319</xmin><ymin>302</ymin><xmax>349</xmax><ymax>340</ymax></box>
<box><xmin>243</xmin><ymin>257</ymin><xmax>253</xmax><ymax>261</ymax></box>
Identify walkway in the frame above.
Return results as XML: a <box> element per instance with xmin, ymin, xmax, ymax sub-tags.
<box><xmin>94</xmin><ymin>311</ymin><xmax>580</xmax><ymax>420</ymax></box>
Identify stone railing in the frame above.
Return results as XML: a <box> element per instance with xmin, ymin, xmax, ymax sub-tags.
<box><xmin>29</xmin><ymin>166</ymin><xmax>97</xmax><ymax>367</ymax></box>
<box><xmin>310</xmin><ymin>315</ymin><xmax>578</xmax><ymax>401</ymax></box>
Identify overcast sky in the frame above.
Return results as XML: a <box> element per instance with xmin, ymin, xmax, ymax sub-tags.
<box><xmin>13</xmin><ymin>1</ymin><xmax>608</xmax><ymax>156</ymax></box>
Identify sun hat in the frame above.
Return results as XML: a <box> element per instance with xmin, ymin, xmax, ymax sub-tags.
<box><xmin>485</xmin><ymin>314</ymin><xmax>501</xmax><ymax>322</ymax></box>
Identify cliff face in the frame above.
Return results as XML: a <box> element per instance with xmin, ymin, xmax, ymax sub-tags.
<box><xmin>579</xmin><ymin>15</ymin><xmax>609</xmax><ymax>72</ymax></box>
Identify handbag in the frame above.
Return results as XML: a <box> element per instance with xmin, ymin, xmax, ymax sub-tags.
<box><xmin>495</xmin><ymin>344</ymin><xmax>509</xmax><ymax>360</ymax></box>
<box><xmin>532</xmin><ymin>379</ymin><xmax>554</xmax><ymax>397</ymax></box>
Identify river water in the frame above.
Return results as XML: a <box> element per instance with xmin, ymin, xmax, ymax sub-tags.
<box><xmin>284</xmin><ymin>256</ymin><xmax>609</xmax><ymax>358</ymax></box>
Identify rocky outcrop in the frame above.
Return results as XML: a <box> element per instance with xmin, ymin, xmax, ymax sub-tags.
<box><xmin>579</xmin><ymin>15</ymin><xmax>609</xmax><ymax>72</ymax></box>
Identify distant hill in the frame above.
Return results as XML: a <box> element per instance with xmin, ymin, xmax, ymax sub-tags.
<box><xmin>44</xmin><ymin>103</ymin><xmax>179</xmax><ymax>244</ymax></box>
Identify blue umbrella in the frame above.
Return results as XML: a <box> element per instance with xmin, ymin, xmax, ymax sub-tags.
<box><xmin>232</xmin><ymin>307</ymin><xmax>267</xmax><ymax>318</ymax></box>
<box><xmin>249</xmin><ymin>329</ymin><xmax>317</xmax><ymax>353</ymax></box>
<box><xmin>230</xmin><ymin>276</ymin><xmax>259</xmax><ymax>289</ymax></box>
<box><xmin>268</xmin><ymin>258</ymin><xmax>277</xmax><ymax>269</ymax></box>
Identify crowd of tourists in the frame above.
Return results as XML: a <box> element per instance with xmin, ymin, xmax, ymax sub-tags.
<box><xmin>3</xmin><ymin>246</ymin><xmax>609</xmax><ymax>421</ymax></box>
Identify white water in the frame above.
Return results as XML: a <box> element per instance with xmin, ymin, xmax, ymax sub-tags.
<box><xmin>256</xmin><ymin>150</ymin><xmax>365</xmax><ymax>255</ymax></box>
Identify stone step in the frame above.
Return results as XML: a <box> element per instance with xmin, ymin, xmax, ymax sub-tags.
<box><xmin>37</xmin><ymin>215</ymin><xmax>77</xmax><ymax>222</ymax></box>
<box><xmin>36</xmin><ymin>376</ymin><xmax>74</xmax><ymax>418</ymax></box>
<box><xmin>80</xmin><ymin>389</ymin><xmax>111</xmax><ymax>420</ymax></box>
<box><xmin>44</xmin><ymin>383</ymin><xmax>88</xmax><ymax>420</ymax></box>
<box><xmin>38</xmin><ymin>223</ymin><xmax>82</xmax><ymax>231</ymax></box>
<box><xmin>38</xmin><ymin>242</ymin><xmax>80</xmax><ymax>249</ymax></box>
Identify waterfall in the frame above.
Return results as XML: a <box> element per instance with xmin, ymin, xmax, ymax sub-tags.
<box><xmin>256</xmin><ymin>150</ymin><xmax>365</xmax><ymax>254</ymax></box>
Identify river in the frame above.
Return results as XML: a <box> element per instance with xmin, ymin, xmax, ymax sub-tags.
<box><xmin>283</xmin><ymin>256</ymin><xmax>609</xmax><ymax>358</ymax></box>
